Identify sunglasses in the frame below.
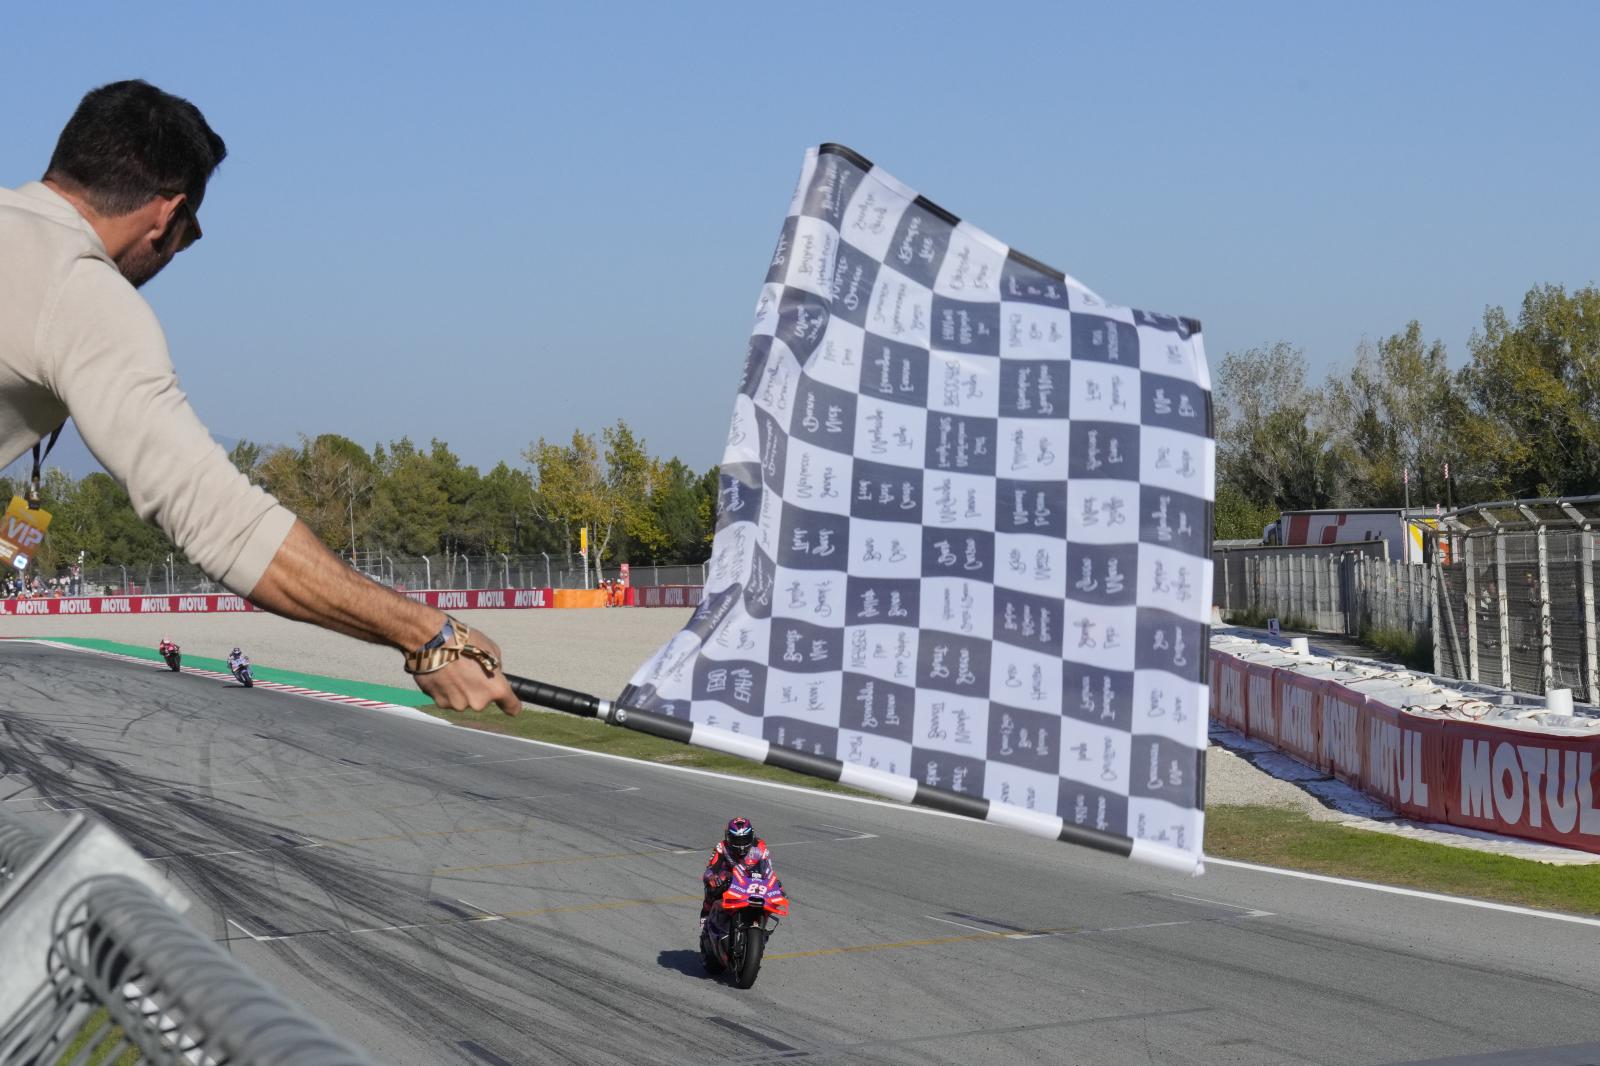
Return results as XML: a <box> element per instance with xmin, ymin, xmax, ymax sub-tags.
<box><xmin>167</xmin><ymin>194</ymin><xmax>202</xmax><ymax>251</ymax></box>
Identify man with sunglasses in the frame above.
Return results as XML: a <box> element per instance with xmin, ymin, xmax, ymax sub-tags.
<box><xmin>0</xmin><ymin>80</ymin><xmax>519</xmax><ymax>715</ymax></box>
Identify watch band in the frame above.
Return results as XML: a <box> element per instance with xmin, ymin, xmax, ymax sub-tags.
<box><xmin>403</xmin><ymin>615</ymin><xmax>499</xmax><ymax>677</ymax></box>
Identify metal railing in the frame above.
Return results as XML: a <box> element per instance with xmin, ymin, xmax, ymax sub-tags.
<box><xmin>0</xmin><ymin>811</ymin><xmax>376</xmax><ymax>1065</ymax></box>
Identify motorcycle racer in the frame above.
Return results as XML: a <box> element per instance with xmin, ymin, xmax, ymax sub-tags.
<box><xmin>701</xmin><ymin>817</ymin><xmax>773</xmax><ymax>928</ymax></box>
<box><xmin>158</xmin><ymin>636</ymin><xmax>178</xmax><ymax>656</ymax></box>
<box><xmin>227</xmin><ymin>646</ymin><xmax>249</xmax><ymax>672</ymax></box>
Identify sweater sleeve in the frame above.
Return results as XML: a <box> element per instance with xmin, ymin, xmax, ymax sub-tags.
<box><xmin>41</xmin><ymin>258</ymin><xmax>295</xmax><ymax>595</ymax></box>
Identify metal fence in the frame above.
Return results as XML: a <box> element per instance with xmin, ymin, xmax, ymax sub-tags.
<box><xmin>1212</xmin><ymin>542</ymin><xmax>1389</xmax><ymax>634</ymax></box>
<box><xmin>68</xmin><ymin>554</ymin><xmax>708</xmax><ymax>597</ymax></box>
<box><xmin>1222</xmin><ymin>496</ymin><xmax>1600</xmax><ymax>705</ymax></box>
<box><xmin>1432</xmin><ymin>498</ymin><xmax>1600</xmax><ymax>703</ymax></box>
<box><xmin>0</xmin><ymin>811</ymin><xmax>376</xmax><ymax>1065</ymax></box>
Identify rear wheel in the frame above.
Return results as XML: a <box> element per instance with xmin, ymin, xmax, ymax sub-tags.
<box><xmin>167</xmin><ymin>652</ymin><xmax>180</xmax><ymax>672</ymax></box>
<box><xmin>733</xmin><ymin>924</ymin><xmax>766</xmax><ymax>988</ymax></box>
<box><xmin>700</xmin><ymin>929</ymin><xmax>725</xmax><ymax>974</ymax></box>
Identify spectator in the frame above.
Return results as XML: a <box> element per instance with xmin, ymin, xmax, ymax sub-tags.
<box><xmin>0</xmin><ymin>82</ymin><xmax>518</xmax><ymax>713</ymax></box>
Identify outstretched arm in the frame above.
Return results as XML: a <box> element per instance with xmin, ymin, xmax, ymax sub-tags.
<box><xmin>248</xmin><ymin>521</ymin><xmax>520</xmax><ymax>714</ymax></box>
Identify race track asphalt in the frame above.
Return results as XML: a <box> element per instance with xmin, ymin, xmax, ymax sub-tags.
<box><xmin>2</xmin><ymin>640</ymin><xmax>1599</xmax><ymax>1066</ymax></box>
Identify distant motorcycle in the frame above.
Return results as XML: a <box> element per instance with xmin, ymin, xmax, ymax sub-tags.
<box><xmin>700</xmin><ymin>867</ymin><xmax>788</xmax><ymax>988</ymax></box>
<box><xmin>158</xmin><ymin>640</ymin><xmax>181</xmax><ymax>672</ymax></box>
<box><xmin>228</xmin><ymin>656</ymin><xmax>253</xmax><ymax>688</ymax></box>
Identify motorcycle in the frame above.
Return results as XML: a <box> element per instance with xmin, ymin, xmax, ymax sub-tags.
<box><xmin>229</xmin><ymin>658</ymin><xmax>253</xmax><ymax>688</ymax></box>
<box><xmin>158</xmin><ymin>641</ymin><xmax>181</xmax><ymax>672</ymax></box>
<box><xmin>700</xmin><ymin>867</ymin><xmax>788</xmax><ymax>988</ymax></box>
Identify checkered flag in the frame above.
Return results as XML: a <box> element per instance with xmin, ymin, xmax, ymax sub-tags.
<box><xmin>621</xmin><ymin>145</ymin><xmax>1212</xmax><ymax>873</ymax></box>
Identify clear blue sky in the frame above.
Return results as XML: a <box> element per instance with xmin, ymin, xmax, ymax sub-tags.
<box><xmin>4</xmin><ymin>2</ymin><xmax>1596</xmax><ymax>475</ymax></box>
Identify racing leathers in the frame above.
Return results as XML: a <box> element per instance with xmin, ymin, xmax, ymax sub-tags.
<box><xmin>701</xmin><ymin>838</ymin><xmax>773</xmax><ymax>921</ymax></box>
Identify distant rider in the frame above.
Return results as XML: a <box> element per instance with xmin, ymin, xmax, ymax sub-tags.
<box><xmin>158</xmin><ymin>636</ymin><xmax>178</xmax><ymax>656</ymax></box>
<box><xmin>227</xmin><ymin>646</ymin><xmax>249</xmax><ymax>675</ymax></box>
<box><xmin>701</xmin><ymin>817</ymin><xmax>773</xmax><ymax>930</ymax></box>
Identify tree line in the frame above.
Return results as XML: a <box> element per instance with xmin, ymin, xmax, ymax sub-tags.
<box><xmin>1217</xmin><ymin>283</ymin><xmax>1600</xmax><ymax>539</ymax></box>
<box><xmin>3</xmin><ymin>420</ymin><xmax>719</xmax><ymax>576</ymax></box>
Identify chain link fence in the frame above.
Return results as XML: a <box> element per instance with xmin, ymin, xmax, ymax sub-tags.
<box><xmin>1223</xmin><ymin>497</ymin><xmax>1600</xmax><ymax>705</ymax></box>
<box><xmin>1432</xmin><ymin>498</ymin><xmax>1600</xmax><ymax>703</ymax></box>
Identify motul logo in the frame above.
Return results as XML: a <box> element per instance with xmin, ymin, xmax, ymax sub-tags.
<box><xmin>1320</xmin><ymin>697</ymin><xmax>1362</xmax><ymax>776</ymax></box>
<box><xmin>59</xmin><ymin>599</ymin><xmax>93</xmax><ymax>614</ymax></box>
<box><xmin>1247</xmin><ymin>674</ymin><xmax>1275</xmax><ymax>742</ymax></box>
<box><xmin>1367</xmin><ymin>719</ymin><xmax>1429</xmax><ymax>806</ymax></box>
<box><xmin>474</xmin><ymin>590</ymin><xmax>505</xmax><ymax>608</ymax></box>
<box><xmin>1280</xmin><ymin>683</ymin><xmax>1316</xmax><ymax>755</ymax></box>
<box><xmin>139</xmin><ymin>598</ymin><xmax>169</xmax><ymax>612</ymax></box>
<box><xmin>178</xmin><ymin>597</ymin><xmax>208</xmax><ymax>612</ymax></box>
<box><xmin>1461</xmin><ymin>741</ymin><xmax>1600</xmax><ymax>834</ymax></box>
<box><xmin>217</xmin><ymin>596</ymin><xmax>248</xmax><ymax>611</ymax></box>
<box><xmin>102</xmin><ymin>598</ymin><xmax>131</xmax><ymax>613</ymax></box>
<box><xmin>437</xmin><ymin>592</ymin><xmax>468</xmax><ymax>609</ymax></box>
<box><xmin>15</xmin><ymin>600</ymin><xmax>49</xmax><ymax>614</ymax></box>
<box><xmin>513</xmin><ymin>589</ymin><xmax>546</xmax><ymax>607</ymax></box>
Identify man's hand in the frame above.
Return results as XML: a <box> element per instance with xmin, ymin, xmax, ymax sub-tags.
<box><xmin>414</xmin><ymin>628</ymin><xmax>521</xmax><ymax>715</ymax></box>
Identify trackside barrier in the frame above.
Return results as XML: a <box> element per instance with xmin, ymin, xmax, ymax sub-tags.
<box><xmin>0</xmin><ymin>593</ymin><xmax>259</xmax><ymax>616</ymax></box>
<box><xmin>402</xmin><ymin>587</ymin><xmax>553</xmax><ymax>610</ymax></box>
<box><xmin>0</xmin><ymin>588</ymin><xmax>556</xmax><ymax>616</ymax></box>
<box><xmin>635</xmin><ymin>585</ymin><xmax>703</xmax><ymax>608</ymax></box>
<box><xmin>1210</xmin><ymin>641</ymin><xmax>1600</xmax><ymax>853</ymax></box>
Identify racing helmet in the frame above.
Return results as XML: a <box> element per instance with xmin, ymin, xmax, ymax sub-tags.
<box><xmin>231</xmin><ymin>647</ymin><xmax>241</xmax><ymax>657</ymax></box>
<box><xmin>724</xmin><ymin>817</ymin><xmax>755</xmax><ymax>860</ymax></box>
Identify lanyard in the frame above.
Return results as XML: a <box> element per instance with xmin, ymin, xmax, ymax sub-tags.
<box><xmin>29</xmin><ymin>423</ymin><xmax>63</xmax><ymax>509</ymax></box>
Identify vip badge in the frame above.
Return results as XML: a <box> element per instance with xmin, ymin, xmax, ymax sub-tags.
<box><xmin>0</xmin><ymin>496</ymin><xmax>51</xmax><ymax>571</ymax></box>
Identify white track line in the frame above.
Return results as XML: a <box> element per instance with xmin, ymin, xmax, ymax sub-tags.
<box><xmin>924</xmin><ymin>915</ymin><xmax>995</xmax><ymax>934</ymax></box>
<box><xmin>1207</xmin><ymin>857</ymin><xmax>1600</xmax><ymax>927</ymax></box>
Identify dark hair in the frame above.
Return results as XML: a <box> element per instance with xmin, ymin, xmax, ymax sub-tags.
<box><xmin>44</xmin><ymin>80</ymin><xmax>226</xmax><ymax>216</ymax></box>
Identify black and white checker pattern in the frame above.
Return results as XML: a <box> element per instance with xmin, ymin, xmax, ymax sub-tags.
<box><xmin>622</xmin><ymin>145</ymin><xmax>1212</xmax><ymax>871</ymax></box>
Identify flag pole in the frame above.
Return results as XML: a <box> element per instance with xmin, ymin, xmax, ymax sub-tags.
<box><xmin>502</xmin><ymin>673</ymin><xmax>1195</xmax><ymax>873</ymax></box>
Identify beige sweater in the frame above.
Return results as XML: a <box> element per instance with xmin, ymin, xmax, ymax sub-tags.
<box><xmin>0</xmin><ymin>182</ymin><xmax>294</xmax><ymax>594</ymax></box>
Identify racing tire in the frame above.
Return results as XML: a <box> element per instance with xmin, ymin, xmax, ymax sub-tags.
<box><xmin>166</xmin><ymin>653</ymin><xmax>181</xmax><ymax>672</ymax></box>
<box><xmin>700</xmin><ymin>930</ymin><xmax>725</xmax><ymax>974</ymax></box>
<box><xmin>733</xmin><ymin>927</ymin><xmax>765</xmax><ymax>989</ymax></box>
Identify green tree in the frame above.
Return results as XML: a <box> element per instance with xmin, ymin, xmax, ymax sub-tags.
<box><xmin>256</xmin><ymin>434</ymin><xmax>376</xmax><ymax>552</ymax></box>
<box><xmin>1215</xmin><ymin>342</ymin><xmax>1348</xmax><ymax>511</ymax></box>
<box><xmin>1324</xmin><ymin>321</ymin><xmax>1457</xmax><ymax>508</ymax></box>
<box><xmin>1213</xmin><ymin>481</ymin><xmax>1279</xmax><ymax>541</ymax></box>
<box><xmin>1457</xmin><ymin>284</ymin><xmax>1600</xmax><ymax>499</ymax></box>
<box><xmin>368</xmin><ymin>437</ymin><xmax>451</xmax><ymax>556</ymax></box>
<box><xmin>227</xmin><ymin>439</ymin><xmax>264</xmax><ymax>484</ymax></box>
<box><xmin>525</xmin><ymin>419</ymin><xmax>657</xmax><ymax>573</ymax></box>
<box><xmin>645</xmin><ymin>458</ymin><xmax>716</xmax><ymax>563</ymax></box>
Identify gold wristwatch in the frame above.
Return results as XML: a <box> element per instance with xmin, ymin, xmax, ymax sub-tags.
<box><xmin>403</xmin><ymin>615</ymin><xmax>499</xmax><ymax>677</ymax></box>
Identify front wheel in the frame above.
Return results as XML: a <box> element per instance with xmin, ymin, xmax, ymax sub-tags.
<box><xmin>166</xmin><ymin>652</ymin><xmax>181</xmax><ymax>672</ymax></box>
<box><xmin>733</xmin><ymin>924</ymin><xmax>766</xmax><ymax>988</ymax></box>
